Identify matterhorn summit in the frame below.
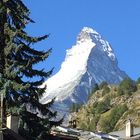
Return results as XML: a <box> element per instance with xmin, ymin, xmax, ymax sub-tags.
<box><xmin>41</xmin><ymin>27</ymin><xmax>128</xmax><ymax>110</ymax></box>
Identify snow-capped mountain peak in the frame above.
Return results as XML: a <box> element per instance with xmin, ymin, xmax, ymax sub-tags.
<box><xmin>41</xmin><ymin>27</ymin><xmax>128</xmax><ymax>110</ymax></box>
<box><xmin>81</xmin><ymin>27</ymin><xmax>99</xmax><ymax>34</ymax></box>
<box><xmin>77</xmin><ymin>27</ymin><xmax>115</xmax><ymax>61</ymax></box>
<box><xmin>77</xmin><ymin>27</ymin><xmax>98</xmax><ymax>43</ymax></box>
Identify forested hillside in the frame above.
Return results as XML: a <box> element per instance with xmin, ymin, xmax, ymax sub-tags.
<box><xmin>72</xmin><ymin>78</ymin><xmax>140</xmax><ymax>133</ymax></box>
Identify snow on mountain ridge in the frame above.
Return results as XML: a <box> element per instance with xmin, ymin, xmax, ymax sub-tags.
<box><xmin>41</xmin><ymin>30</ymin><xmax>95</xmax><ymax>103</ymax></box>
<box><xmin>78</xmin><ymin>27</ymin><xmax>116</xmax><ymax>61</ymax></box>
<box><xmin>41</xmin><ymin>27</ymin><xmax>128</xmax><ymax>108</ymax></box>
<box><xmin>81</xmin><ymin>27</ymin><xmax>99</xmax><ymax>34</ymax></box>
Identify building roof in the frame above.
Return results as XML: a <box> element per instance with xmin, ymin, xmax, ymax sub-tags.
<box><xmin>52</xmin><ymin>126</ymin><xmax>119</xmax><ymax>140</ymax></box>
<box><xmin>109</xmin><ymin>127</ymin><xmax>140</xmax><ymax>140</ymax></box>
<box><xmin>0</xmin><ymin>128</ymin><xmax>25</xmax><ymax>140</ymax></box>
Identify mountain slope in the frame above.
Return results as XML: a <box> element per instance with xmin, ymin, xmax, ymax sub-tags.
<box><xmin>74</xmin><ymin>82</ymin><xmax>140</xmax><ymax>133</ymax></box>
<box><xmin>41</xmin><ymin>27</ymin><xmax>128</xmax><ymax>109</ymax></box>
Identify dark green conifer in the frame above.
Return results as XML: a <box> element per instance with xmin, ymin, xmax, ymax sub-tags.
<box><xmin>117</xmin><ymin>78</ymin><xmax>137</xmax><ymax>96</ymax></box>
<box><xmin>0</xmin><ymin>0</ymin><xmax>62</xmax><ymax>139</ymax></box>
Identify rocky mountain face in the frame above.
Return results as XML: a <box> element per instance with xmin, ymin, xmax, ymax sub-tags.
<box><xmin>40</xmin><ymin>27</ymin><xmax>128</xmax><ymax>111</ymax></box>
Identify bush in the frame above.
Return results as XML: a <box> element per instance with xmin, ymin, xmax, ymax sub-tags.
<box><xmin>117</xmin><ymin>78</ymin><xmax>137</xmax><ymax>96</ymax></box>
<box><xmin>102</xmin><ymin>86</ymin><xmax>110</xmax><ymax>95</ymax></box>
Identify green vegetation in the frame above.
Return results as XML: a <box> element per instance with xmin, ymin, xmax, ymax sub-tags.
<box><xmin>75</xmin><ymin>81</ymin><xmax>140</xmax><ymax>133</ymax></box>
<box><xmin>88</xmin><ymin>115</ymin><xmax>100</xmax><ymax>131</ymax></box>
<box><xmin>0</xmin><ymin>0</ymin><xmax>62</xmax><ymax>139</ymax></box>
<box><xmin>117</xmin><ymin>78</ymin><xmax>137</xmax><ymax>96</ymax></box>
<box><xmin>92</xmin><ymin>97</ymin><xmax>110</xmax><ymax>114</ymax></box>
<box><xmin>100</xmin><ymin>104</ymin><xmax>128</xmax><ymax>133</ymax></box>
<box><xmin>102</xmin><ymin>86</ymin><xmax>110</xmax><ymax>95</ymax></box>
<box><xmin>79</xmin><ymin>114</ymin><xmax>100</xmax><ymax>131</ymax></box>
<box><xmin>88</xmin><ymin>82</ymin><xmax>110</xmax><ymax>100</ymax></box>
<box><xmin>136</xmin><ymin>77</ymin><xmax>140</xmax><ymax>84</ymax></box>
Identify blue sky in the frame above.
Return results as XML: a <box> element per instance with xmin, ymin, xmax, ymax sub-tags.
<box><xmin>24</xmin><ymin>0</ymin><xmax>140</xmax><ymax>80</ymax></box>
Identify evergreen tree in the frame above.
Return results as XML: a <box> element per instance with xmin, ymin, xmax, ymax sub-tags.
<box><xmin>117</xmin><ymin>78</ymin><xmax>137</xmax><ymax>96</ymax></box>
<box><xmin>136</xmin><ymin>77</ymin><xmax>140</xmax><ymax>84</ymax></box>
<box><xmin>0</xmin><ymin>0</ymin><xmax>62</xmax><ymax>139</ymax></box>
